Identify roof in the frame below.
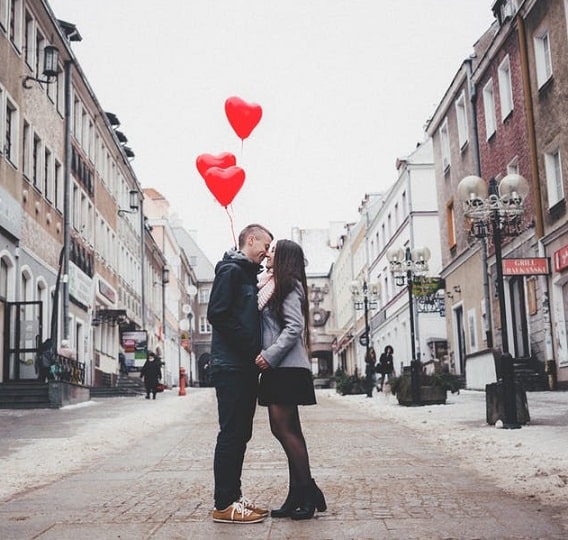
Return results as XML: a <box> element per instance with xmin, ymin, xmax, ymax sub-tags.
<box><xmin>172</xmin><ymin>226</ymin><xmax>215</xmax><ymax>282</ymax></box>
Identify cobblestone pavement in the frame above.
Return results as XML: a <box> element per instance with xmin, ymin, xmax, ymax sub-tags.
<box><xmin>1</xmin><ymin>389</ymin><xmax>566</xmax><ymax>539</ymax></box>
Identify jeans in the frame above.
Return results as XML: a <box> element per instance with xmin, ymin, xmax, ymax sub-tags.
<box><xmin>212</xmin><ymin>368</ymin><xmax>258</xmax><ymax>509</ymax></box>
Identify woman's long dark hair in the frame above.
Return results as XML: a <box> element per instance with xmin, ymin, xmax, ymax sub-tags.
<box><xmin>271</xmin><ymin>239</ymin><xmax>311</xmax><ymax>353</ymax></box>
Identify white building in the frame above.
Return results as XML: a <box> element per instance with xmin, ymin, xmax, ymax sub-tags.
<box><xmin>366</xmin><ymin>139</ymin><xmax>447</xmax><ymax>374</ymax></box>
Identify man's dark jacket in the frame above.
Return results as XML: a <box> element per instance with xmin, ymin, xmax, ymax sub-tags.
<box><xmin>207</xmin><ymin>249</ymin><xmax>262</xmax><ymax>372</ymax></box>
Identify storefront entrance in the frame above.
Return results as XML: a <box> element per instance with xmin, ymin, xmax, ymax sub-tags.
<box><xmin>2</xmin><ymin>301</ymin><xmax>43</xmax><ymax>381</ymax></box>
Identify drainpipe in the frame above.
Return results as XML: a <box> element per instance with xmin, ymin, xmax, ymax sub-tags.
<box><xmin>466</xmin><ymin>57</ymin><xmax>493</xmax><ymax>348</ymax></box>
<box><xmin>139</xmin><ymin>196</ymin><xmax>146</xmax><ymax>330</ymax></box>
<box><xmin>62</xmin><ymin>59</ymin><xmax>73</xmax><ymax>341</ymax></box>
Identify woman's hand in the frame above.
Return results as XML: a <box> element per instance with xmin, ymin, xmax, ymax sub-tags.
<box><xmin>255</xmin><ymin>354</ymin><xmax>270</xmax><ymax>371</ymax></box>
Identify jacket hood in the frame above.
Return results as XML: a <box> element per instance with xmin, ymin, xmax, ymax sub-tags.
<box><xmin>215</xmin><ymin>248</ymin><xmax>261</xmax><ymax>274</ymax></box>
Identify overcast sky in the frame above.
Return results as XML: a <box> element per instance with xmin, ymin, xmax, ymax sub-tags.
<box><xmin>48</xmin><ymin>0</ymin><xmax>495</xmax><ymax>263</ymax></box>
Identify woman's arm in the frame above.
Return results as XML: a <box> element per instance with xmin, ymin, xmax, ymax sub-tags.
<box><xmin>261</xmin><ymin>284</ymin><xmax>305</xmax><ymax>368</ymax></box>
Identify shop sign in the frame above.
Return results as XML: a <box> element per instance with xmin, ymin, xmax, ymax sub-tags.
<box><xmin>69</xmin><ymin>262</ymin><xmax>93</xmax><ymax>307</ymax></box>
<box><xmin>553</xmin><ymin>245</ymin><xmax>568</xmax><ymax>272</ymax></box>
<box><xmin>0</xmin><ymin>186</ymin><xmax>22</xmax><ymax>239</ymax></box>
<box><xmin>98</xmin><ymin>278</ymin><xmax>116</xmax><ymax>303</ymax></box>
<box><xmin>502</xmin><ymin>258</ymin><xmax>549</xmax><ymax>276</ymax></box>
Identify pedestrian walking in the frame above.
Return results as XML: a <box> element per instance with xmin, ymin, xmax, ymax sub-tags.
<box><xmin>140</xmin><ymin>352</ymin><xmax>162</xmax><ymax>400</ymax></box>
<box><xmin>365</xmin><ymin>346</ymin><xmax>377</xmax><ymax>397</ymax></box>
<box><xmin>255</xmin><ymin>239</ymin><xmax>327</xmax><ymax>521</ymax></box>
<box><xmin>207</xmin><ymin>223</ymin><xmax>273</xmax><ymax>524</ymax></box>
<box><xmin>36</xmin><ymin>338</ymin><xmax>55</xmax><ymax>383</ymax></box>
<box><xmin>378</xmin><ymin>345</ymin><xmax>395</xmax><ymax>391</ymax></box>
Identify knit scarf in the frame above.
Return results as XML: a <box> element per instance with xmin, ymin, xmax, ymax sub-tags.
<box><xmin>257</xmin><ymin>269</ymin><xmax>275</xmax><ymax>310</ymax></box>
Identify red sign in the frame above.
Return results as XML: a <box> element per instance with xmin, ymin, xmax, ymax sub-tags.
<box><xmin>502</xmin><ymin>258</ymin><xmax>550</xmax><ymax>276</ymax></box>
<box><xmin>553</xmin><ymin>245</ymin><xmax>568</xmax><ymax>272</ymax></box>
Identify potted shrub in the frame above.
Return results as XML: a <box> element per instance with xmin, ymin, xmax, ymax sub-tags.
<box><xmin>389</xmin><ymin>371</ymin><xmax>461</xmax><ymax>406</ymax></box>
<box><xmin>335</xmin><ymin>371</ymin><xmax>368</xmax><ymax>395</ymax></box>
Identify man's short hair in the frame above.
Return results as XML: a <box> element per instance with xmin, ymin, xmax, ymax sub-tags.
<box><xmin>238</xmin><ymin>224</ymin><xmax>273</xmax><ymax>249</ymax></box>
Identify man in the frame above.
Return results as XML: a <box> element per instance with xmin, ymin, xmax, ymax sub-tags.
<box><xmin>207</xmin><ymin>224</ymin><xmax>273</xmax><ymax>524</ymax></box>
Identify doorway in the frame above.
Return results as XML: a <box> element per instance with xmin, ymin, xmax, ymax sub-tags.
<box><xmin>453</xmin><ymin>305</ymin><xmax>466</xmax><ymax>375</ymax></box>
<box><xmin>510</xmin><ymin>277</ymin><xmax>529</xmax><ymax>358</ymax></box>
<box><xmin>3</xmin><ymin>301</ymin><xmax>43</xmax><ymax>381</ymax></box>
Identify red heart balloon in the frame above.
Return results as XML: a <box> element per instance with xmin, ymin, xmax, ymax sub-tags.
<box><xmin>196</xmin><ymin>152</ymin><xmax>237</xmax><ymax>180</ymax></box>
<box><xmin>225</xmin><ymin>96</ymin><xmax>263</xmax><ymax>140</ymax></box>
<box><xmin>204</xmin><ymin>166</ymin><xmax>246</xmax><ymax>207</ymax></box>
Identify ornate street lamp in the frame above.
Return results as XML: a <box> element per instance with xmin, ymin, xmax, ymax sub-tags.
<box><xmin>350</xmin><ymin>280</ymin><xmax>379</xmax><ymax>391</ymax></box>
<box><xmin>457</xmin><ymin>173</ymin><xmax>529</xmax><ymax>429</ymax></box>
<box><xmin>387</xmin><ymin>246</ymin><xmax>431</xmax><ymax>405</ymax></box>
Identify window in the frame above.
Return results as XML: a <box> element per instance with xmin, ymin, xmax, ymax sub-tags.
<box><xmin>9</xmin><ymin>0</ymin><xmax>22</xmax><ymax>50</ymax></box>
<box><xmin>32</xmin><ymin>133</ymin><xmax>41</xmax><ymax>188</ymax></box>
<box><xmin>199</xmin><ymin>315</ymin><xmax>212</xmax><ymax>334</ymax></box>
<box><xmin>199</xmin><ymin>288</ymin><xmax>211</xmax><ymax>304</ymax></box>
<box><xmin>534</xmin><ymin>30</ymin><xmax>552</xmax><ymax>88</ymax></box>
<box><xmin>22</xmin><ymin>120</ymin><xmax>31</xmax><ymax>177</ymax></box>
<box><xmin>0</xmin><ymin>0</ymin><xmax>7</xmax><ymax>31</ymax></box>
<box><xmin>446</xmin><ymin>200</ymin><xmax>456</xmax><ymax>249</ymax></box>
<box><xmin>544</xmin><ymin>150</ymin><xmax>564</xmax><ymax>208</ymax></box>
<box><xmin>498</xmin><ymin>56</ymin><xmax>514</xmax><ymax>120</ymax></box>
<box><xmin>24</xmin><ymin>11</ymin><xmax>34</xmax><ymax>68</ymax></box>
<box><xmin>54</xmin><ymin>159</ymin><xmax>62</xmax><ymax>210</ymax></box>
<box><xmin>35</xmin><ymin>31</ymin><xmax>45</xmax><ymax>81</ymax></box>
<box><xmin>455</xmin><ymin>91</ymin><xmax>468</xmax><ymax>149</ymax></box>
<box><xmin>468</xmin><ymin>309</ymin><xmax>478</xmax><ymax>352</ymax></box>
<box><xmin>439</xmin><ymin>118</ymin><xmax>451</xmax><ymax>170</ymax></box>
<box><xmin>0</xmin><ymin>257</ymin><xmax>8</xmax><ymax>299</ymax></box>
<box><xmin>507</xmin><ymin>157</ymin><xmax>519</xmax><ymax>175</ymax></box>
<box><xmin>44</xmin><ymin>146</ymin><xmax>52</xmax><ymax>200</ymax></box>
<box><xmin>4</xmin><ymin>97</ymin><xmax>18</xmax><ymax>165</ymax></box>
<box><xmin>483</xmin><ymin>80</ymin><xmax>496</xmax><ymax>139</ymax></box>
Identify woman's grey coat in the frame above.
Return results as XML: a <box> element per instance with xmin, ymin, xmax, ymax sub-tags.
<box><xmin>260</xmin><ymin>281</ymin><xmax>311</xmax><ymax>370</ymax></box>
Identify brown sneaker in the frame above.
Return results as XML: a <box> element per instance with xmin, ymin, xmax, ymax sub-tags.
<box><xmin>212</xmin><ymin>501</ymin><xmax>266</xmax><ymax>524</ymax></box>
<box><xmin>238</xmin><ymin>495</ymin><xmax>269</xmax><ymax>517</ymax></box>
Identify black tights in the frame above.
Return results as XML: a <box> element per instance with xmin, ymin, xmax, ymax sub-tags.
<box><xmin>268</xmin><ymin>404</ymin><xmax>311</xmax><ymax>488</ymax></box>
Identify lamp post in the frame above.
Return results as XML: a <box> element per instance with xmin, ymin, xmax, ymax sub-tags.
<box><xmin>387</xmin><ymin>246</ymin><xmax>431</xmax><ymax>405</ymax></box>
<box><xmin>350</xmin><ymin>280</ymin><xmax>379</xmax><ymax>393</ymax></box>
<box><xmin>457</xmin><ymin>174</ymin><xmax>529</xmax><ymax>429</ymax></box>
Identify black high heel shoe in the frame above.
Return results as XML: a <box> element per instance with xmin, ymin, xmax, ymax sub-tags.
<box><xmin>271</xmin><ymin>486</ymin><xmax>300</xmax><ymax>518</ymax></box>
<box><xmin>291</xmin><ymin>479</ymin><xmax>326</xmax><ymax>520</ymax></box>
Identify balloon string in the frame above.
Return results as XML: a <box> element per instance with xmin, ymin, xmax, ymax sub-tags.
<box><xmin>225</xmin><ymin>205</ymin><xmax>237</xmax><ymax>249</ymax></box>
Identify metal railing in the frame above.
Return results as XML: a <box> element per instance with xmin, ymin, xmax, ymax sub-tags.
<box><xmin>52</xmin><ymin>355</ymin><xmax>86</xmax><ymax>385</ymax></box>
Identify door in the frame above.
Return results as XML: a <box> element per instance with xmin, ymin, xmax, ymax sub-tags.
<box><xmin>453</xmin><ymin>305</ymin><xmax>466</xmax><ymax>375</ymax></box>
<box><xmin>4</xmin><ymin>301</ymin><xmax>43</xmax><ymax>381</ymax></box>
<box><xmin>510</xmin><ymin>277</ymin><xmax>529</xmax><ymax>358</ymax></box>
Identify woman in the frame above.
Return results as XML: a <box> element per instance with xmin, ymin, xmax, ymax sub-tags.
<box><xmin>140</xmin><ymin>352</ymin><xmax>162</xmax><ymax>399</ymax></box>
<box><xmin>255</xmin><ymin>239</ymin><xmax>326</xmax><ymax>520</ymax></box>
<box><xmin>378</xmin><ymin>345</ymin><xmax>395</xmax><ymax>391</ymax></box>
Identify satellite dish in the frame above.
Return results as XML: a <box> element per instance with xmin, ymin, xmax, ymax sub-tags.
<box><xmin>182</xmin><ymin>304</ymin><xmax>191</xmax><ymax>314</ymax></box>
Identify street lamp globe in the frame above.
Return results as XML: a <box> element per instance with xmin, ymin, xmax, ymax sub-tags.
<box><xmin>499</xmin><ymin>173</ymin><xmax>530</xmax><ymax>203</ymax></box>
<box><xmin>411</xmin><ymin>247</ymin><xmax>431</xmax><ymax>266</ymax></box>
<box><xmin>386</xmin><ymin>247</ymin><xmax>405</xmax><ymax>265</ymax></box>
<box><xmin>456</xmin><ymin>175</ymin><xmax>488</xmax><ymax>205</ymax></box>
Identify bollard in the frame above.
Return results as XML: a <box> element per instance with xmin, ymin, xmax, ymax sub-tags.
<box><xmin>501</xmin><ymin>352</ymin><xmax>520</xmax><ymax>429</ymax></box>
<box><xmin>178</xmin><ymin>367</ymin><xmax>187</xmax><ymax>396</ymax></box>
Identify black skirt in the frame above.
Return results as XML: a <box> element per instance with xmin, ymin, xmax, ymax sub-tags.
<box><xmin>258</xmin><ymin>367</ymin><xmax>316</xmax><ymax>406</ymax></box>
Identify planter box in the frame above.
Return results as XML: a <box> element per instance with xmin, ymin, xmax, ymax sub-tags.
<box><xmin>396</xmin><ymin>385</ymin><xmax>447</xmax><ymax>406</ymax></box>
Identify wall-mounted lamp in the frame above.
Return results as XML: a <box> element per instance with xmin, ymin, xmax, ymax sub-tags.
<box><xmin>162</xmin><ymin>267</ymin><xmax>170</xmax><ymax>285</ymax></box>
<box><xmin>118</xmin><ymin>189</ymin><xmax>139</xmax><ymax>216</ymax></box>
<box><xmin>453</xmin><ymin>285</ymin><xmax>462</xmax><ymax>293</ymax></box>
<box><xmin>23</xmin><ymin>45</ymin><xmax>59</xmax><ymax>88</ymax></box>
